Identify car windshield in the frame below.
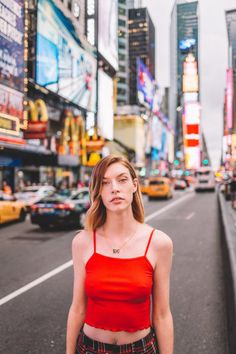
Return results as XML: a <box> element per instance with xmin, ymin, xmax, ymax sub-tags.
<box><xmin>149</xmin><ymin>180</ymin><xmax>164</xmax><ymax>185</ymax></box>
<box><xmin>20</xmin><ymin>187</ymin><xmax>41</xmax><ymax>193</ymax></box>
<box><xmin>37</xmin><ymin>193</ymin><xmax>67</xmax><ymax>203</ymax></box>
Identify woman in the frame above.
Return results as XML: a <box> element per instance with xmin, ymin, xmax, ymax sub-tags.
<box><xmin>66</xmin><ymin>155</ymin><xmax>173</xmax><ymax>354</ymax></box>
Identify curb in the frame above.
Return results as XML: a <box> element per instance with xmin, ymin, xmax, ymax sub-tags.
<box><xmin>218</xmin><ymin>191</ymin><xmax>236</xmax><ymax>354</ymax></box>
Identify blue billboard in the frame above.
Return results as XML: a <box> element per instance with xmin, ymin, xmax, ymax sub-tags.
<box><xmin>0</xmin><ymin>0</ymin><xmax>24</xmax><ymax>92</ymax></box>
<box><xmin>36</xmin><ymin>0</ymin><xmax>97</xmax><ymax>112</ymax></box>
<box><xmin>137</xmin><ymin>58</ymin><xmax>154</xmax><ymax>109</ymax></box>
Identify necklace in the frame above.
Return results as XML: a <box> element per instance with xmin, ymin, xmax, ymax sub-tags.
<box><xmin>102</xmin><ymin>225</ymin><xmax>138</xmax><ymax>254</ymax></box>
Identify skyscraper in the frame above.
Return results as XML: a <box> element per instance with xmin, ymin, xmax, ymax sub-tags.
<box><xmin>128</xmin><ymin>7</ymin><xmax>155</xmax><ymax>105</ymax></box>
<box><xmin>169</xmin><ymin>0</ymin><xmax>199</xmax><ymax>167</ymax></box>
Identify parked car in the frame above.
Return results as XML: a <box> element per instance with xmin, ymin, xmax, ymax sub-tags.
<box><xmin>30</xmin><ymin>188</ymin><xmax>90</xmax><ymax>229</ymax></box>
<box><xmin>0</xmin><ymin>192</ymin><xmax>27</xmax><ymax>225</ymax></box>
<box><xmin>146</xmin><ymin>177</ymin><xmax>173</xmax><ymax>200</ymax></box>
<box><xmin>15</xmin><ymin>185</ymin><xmax>56</xmax><ymax>211</ymax></box>
<box><xmin>174</xmin><ymin>178</ymin><xmax>186</xmax><ymax>190</ymax></box>
<box><xmin>194</xmin><ymin>167</ymin><xmax>215</xmax><ymax>192</ymax></box>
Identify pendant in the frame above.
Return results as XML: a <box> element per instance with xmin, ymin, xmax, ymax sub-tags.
<box><xmin>113</xmin><ymin>249</ymin><xmax>120</xmax><ymax>254</ymax></box>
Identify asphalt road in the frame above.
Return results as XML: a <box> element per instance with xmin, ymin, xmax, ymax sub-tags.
<box><xmin>0</xmin><ymin>189</ymin><xmax>229</xmax><ymax>354</ymax></box>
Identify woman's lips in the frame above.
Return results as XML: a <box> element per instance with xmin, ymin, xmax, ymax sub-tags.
<box><xmin>110</xmin><ymin>197</ymin><xmax>124</xmax><ymax>202</ymax></box>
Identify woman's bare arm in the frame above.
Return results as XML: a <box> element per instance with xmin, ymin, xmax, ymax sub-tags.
<box><xmin>66</xmin><ymin>231</ymin><xmax>88</xmax><ymax>354</ymax></box>
<box><xmin>152</xmin><ymin>231</ymin><xmax>174</xmax><ymax>354</ymax></box>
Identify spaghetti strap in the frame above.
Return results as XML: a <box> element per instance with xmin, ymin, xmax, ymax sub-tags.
<box><xmin>93</xmin><ymin>230</ymin><xmax>96</xmax><ymax>253</ymax></box>
<box><xmin>144</xmin><ymin>228</ymin><xmax>156</xmax><ymax>256</ymax></box>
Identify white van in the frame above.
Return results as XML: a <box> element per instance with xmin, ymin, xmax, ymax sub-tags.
<box><xmin>194</xmin><ymin>167</ymin><xmax>215</xmax><ymax>192</ymax></box>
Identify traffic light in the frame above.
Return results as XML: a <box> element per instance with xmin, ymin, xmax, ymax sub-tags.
<box><xmin>202</xmin><ymin>159</ymin><xmax>209</xmax><ymax>166</ymax></box>
<box><xmin>174</xmin><ymin>159</ymin><xmax>179</xmax><ymax>166</ymax></box>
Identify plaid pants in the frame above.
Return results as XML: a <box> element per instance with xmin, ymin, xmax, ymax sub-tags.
<box><xmin>76</xmin><ymin>328</ymin><xmax>159</xmax><ymax>353</ymax></box>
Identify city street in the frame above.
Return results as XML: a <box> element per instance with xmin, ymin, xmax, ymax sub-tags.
<box><xmin>0</xmin><ymin>190</ymin><xmax>229</xmax><ymax>354</ymax></box>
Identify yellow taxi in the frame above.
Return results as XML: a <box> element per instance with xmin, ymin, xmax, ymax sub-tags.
<box><xmin>139</xmin><ymin>178</ymin><xmax>149</xmax><ymax>194</ymax></box>
<box><xmin>0</xmin><ymin>192</ymin><xmax>27</xmax><ymax>225</ymax></box>
<box><xmin>146</xmin><ymin>177</ymin><xmax>173</xmax><ymax>200</ymax></box>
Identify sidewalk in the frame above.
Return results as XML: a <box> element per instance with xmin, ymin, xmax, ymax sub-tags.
<box><xmin>218</xmin><ymin>191</ymin><xmax>236</xmax><ymax>354</ymax></box>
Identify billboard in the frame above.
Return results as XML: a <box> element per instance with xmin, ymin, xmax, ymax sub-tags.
<box><xmin>137</xmin><ymin>59</ymin><xmax>155</xmax><ymax>109</ymax></box>
<box><xmin>98</xmin><ymin>0</ymin><xmax>118</xmax><ymax>70</ymax></box>
<box><xmin>97</xmin><ymin>69</ymin><xmax>114</xmax><ymax>140</ymax></box>
<box><xmin>0</xmin><ymin>0</ymin><xmax>24</xmax><ymax>121</ymax></box>
<box><xmin>36</xmin><ymin>0</ymin><xmax>97</xmax><ymax>112</ymax></box>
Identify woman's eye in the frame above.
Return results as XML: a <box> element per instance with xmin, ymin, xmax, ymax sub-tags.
<box><xmin>102</xmin><ymin>181</ymin><xmax>109</xmax><ymax>185</ymax></box>
<box><xmin>119</xmin><ymin>179</ymin><xmax>127</xmax><ymax>183</ymax></box>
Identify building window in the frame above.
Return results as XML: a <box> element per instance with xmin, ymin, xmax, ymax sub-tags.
<box><xmin>119</xmin><ymin>65</ymin><xmax>126</xmax><ymax>72</ymax></box>
<box><xmin>118</xmin><ymin>30</ymin><xmax>126</xmax><ymax>38</ymax></box>
<box><xmin>119</xmin><ymin>0</ymin><xmax>126</xmax><ymax>4</ymax></box>
<box><xmin>119</xmin><ymin>7</ymin><xmax>126</xmax><ymax>16</ymax></box>
<box><xmin>68</xmin><ymin>0</ymin><xmax>72</xmax><ymax>11</ymax></box>
<box><xmin>119</xmin><ymin>42</ymin><xmax>126</xmax><ymax>49</ymax></box>
<box><xmin>118</xmin><ymin>19</ymin><xmax>126</xmax><ymax>27</ymax></box>
<box><xmin>118</xmin><ymin>77</ymin><xmax>126</xmax><ymax>84</ymax></box>
<box><xmin>118</xmin><ymin>88</ymin><xmax>126</xmax><ymax>95</ymax></box>
<box><xmin>119</xmin><ymin>53</ymin><xmax>126</xmax><ymax>61</ymax></box>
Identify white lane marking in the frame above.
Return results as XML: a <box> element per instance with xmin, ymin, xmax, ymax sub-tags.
<box><xmin>185</xmin><ymin>212</ymin><xmax>195</xmax><ymax>220</ymax></box>
<box><xmin>0</xmin><ymin>192</ymin><xmax>193</xmax><ymax>306</ymax></box>
<box><xmin>0</xmin><ymin>260</ymin><xmax>72</xmax><ymax>306</ymax></box>
<box><xmin>145</xmin><ymin>192</ymin><xmax>194</xmax><ymax>222</ymax></box>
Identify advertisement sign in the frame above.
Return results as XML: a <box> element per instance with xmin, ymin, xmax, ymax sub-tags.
<box><xmin>0</xmin><ymin>0</ymin><xmax>24</xmax><ymax>92</ymax></box>
<box><xmin>0</xmin><ymin>0</ymin><xmax>24</xmax><ymax>122</ymax></box>
<box><xmin>137</xmin><ymin>59</ymin><xmax>155</xmax><ymax>109</ymax></box>
<box><xmin>0</xmin><ymin>84</ymin><xmax>23</xmax><ymax>121</ymax></box>
<box><xmin>97</xmin><ymin>69</ymin><xmax>114</xmax><ymax>140</ymax></box>
<box><xmin>182</xmin><ymin>54</ymin><xmax>198</xmax><ymax>93</ymax></box>
<box><xmin>98</xmin><ymin>0</ymin><xmax>118</xmax><ymax>70</ymax></box>
<box><xmin>36</xmin><ymin>0</ymin><xmax>97</xmax><ymax>112</ymax></box>
<box><xmin>24</xmin><ymin>99</ymin><xmax>48</xmax><ymax>140</ymax></box>
<box><xmin>184</xmin><ymin>102</ymin><xmax>200</xmax><ymax>124</ymax></box>
<box><xmin>226</xmin><ymin>68</ymin><xmax>233</xmax><ymax>131</ymax></box>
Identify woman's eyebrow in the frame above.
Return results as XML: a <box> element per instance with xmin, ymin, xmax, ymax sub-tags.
<box><xmin>103</xmin><ymin>173</ymin><xmax>129</xmax><ymax>179</ymax></box>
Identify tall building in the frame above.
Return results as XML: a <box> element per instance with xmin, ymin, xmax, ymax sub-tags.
<box><xmin>117</xmin><ymin>0</ymin><xmax>130</xmax><ymax>106</ymax></box>
<box><xmin>225</xmin><ymin>9</ymin><xmax>236</xmax><ymax>168</ymax></box>
<box><xmin>169</xmin><ymin>0</ymin><xmax>199</xmax><ymax>167</ymax></box>
<box><xmin>128</xmin><ymin>7</ymin><xmax>155</xmax><ymax>105</ymax></box>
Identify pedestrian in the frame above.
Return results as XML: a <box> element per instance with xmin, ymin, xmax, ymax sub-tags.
<box><xmin>66</xmin><ymin>155</ymin><xmax>174</xmax><ymax>354</ymax></box>
<box><xmin>2</xmin><ymin>181</ymin><xmax>12</xmax><ymax>195</ymax></box>
<box><xmin>230</xmin><ymin>172</ymin><xmax>236</xmax><ymax>209</ymax></box>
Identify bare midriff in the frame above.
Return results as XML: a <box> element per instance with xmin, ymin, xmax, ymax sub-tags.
<box><xmin>83</xmin><ymin>323</ymin><xmax>151</xmax><ymax>345</ymax></box>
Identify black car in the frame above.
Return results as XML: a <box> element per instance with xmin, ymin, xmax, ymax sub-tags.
<box><xmin>30</xmin><ymin>188</ymin><xmax>90</xmax><ymax>230</ymax></box>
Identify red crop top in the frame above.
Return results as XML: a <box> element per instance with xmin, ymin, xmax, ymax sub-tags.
<box><xmin>84</xmin><ymin>229</ymin><xmax>155</xmax><ymax>332</ymax></box>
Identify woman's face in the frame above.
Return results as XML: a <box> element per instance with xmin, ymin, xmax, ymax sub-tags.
<box><xmin>100</xmin><ymin>162</ymin><xmax>137</xmax><ymax>212</ymax></box>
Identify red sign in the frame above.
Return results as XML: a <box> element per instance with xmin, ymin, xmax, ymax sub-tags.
<box><xmin>0</xmin><ymin>84</ymin><xmax>24</xmax><ymax>121</ymax></box>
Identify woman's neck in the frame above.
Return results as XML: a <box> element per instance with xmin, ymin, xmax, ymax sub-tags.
<box><xmin>103</xmin><ymin>210</ymin><xmax>138</xmax><ymax>239</ymax></box>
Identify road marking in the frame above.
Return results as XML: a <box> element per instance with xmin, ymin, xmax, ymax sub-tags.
<box><xmin>145</xmin><ymin>192</ymin><xmax>194</xmax><ymax>222</ymax></box>
<box><xmin>186</xmin><ymin>212</ymin><xmax>195</xmax><ymax>220</ymax></box>
<box><xmin>0</xmin><ymin>192</ymin><xmax>193</xmax><ymax>306</ymax></box>
<box><xmin>0</xmin><ymin>260</ymin><xmax>72</xmax><ymax>306</ymax></box>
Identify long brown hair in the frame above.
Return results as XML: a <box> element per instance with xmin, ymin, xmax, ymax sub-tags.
<box><xmin>85</xmin><ymin>155</ymin><xmax>144</xmax><ymax>231</ymax></box>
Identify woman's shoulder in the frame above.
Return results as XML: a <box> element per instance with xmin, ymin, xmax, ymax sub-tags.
<box><xmin>72</xmin><ymin>229</ymin><xmax>93</xmax><ymax>250</ymax></box>
<box><xmin>144</xmin><ymin>224</ymin><xmax>173</xmax><ymax>253</ymax></box>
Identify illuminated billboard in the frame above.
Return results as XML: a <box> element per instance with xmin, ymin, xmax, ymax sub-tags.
<box><xmin>36</xmin><ymin>0</ymin><xmax>97</xmax><ymax>112</ymax></box>
<box><xmin>0</xmin><ymin>0</ymin><xmax>24</xmax><ymax>121</ymax></box>
<box><xmin>97</xmin><ymin>69</ymin><xmax>114</xmax><ymax>140</ymax></box>
<box><xmin>98</xmin><ymin>0</ymin><xmax>118</xmax><ymax>70</ymax></box>
<box><xmin>137</xmin><ymin>59</ymin><xmax>154</xmax><ymax>109</ymax></box>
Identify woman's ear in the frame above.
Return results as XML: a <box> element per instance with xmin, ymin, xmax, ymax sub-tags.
<box><xmin>133</xmin><ymin>178</ymin><xmax>138</xmax><ymax>193</ymax></box>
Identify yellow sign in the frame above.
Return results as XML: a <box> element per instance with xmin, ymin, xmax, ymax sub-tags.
<box><xmin>0</xmin><ymin>113</ymin><xmax>20</xmax><ymax>136</ymax></box>
<box><xmin>58</xmin><ymin>111</ymin><xmax>87</xmax><ymax>165</ymax></box>
<box><xmin>27</xmin><ymin>99</ymin><xmax>48</xmax><ymax>122</ymax></box>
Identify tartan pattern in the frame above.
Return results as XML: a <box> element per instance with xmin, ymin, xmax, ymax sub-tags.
<box><xmin>76</xmin><ymin>329</ymin><xmax>159</xmax><ymax>353</ymax></box>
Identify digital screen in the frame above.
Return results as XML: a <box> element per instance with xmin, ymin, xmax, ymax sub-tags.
<box><xmin>137</xmin><ymin>58</ymin><xmax>154</xmax><ymax>109</ymax></box>
<box><xmin>179</xmin><ymin>38</ymin><xmax>196</xmax><ymax>51</ymax></box>
<box><xmin>97</xmin><ymin>69</ymin><xmax>114</xmax><ymax>140</ymax></box>
<box><xmin>0</xmin><ymin>0</ymin><xmax>24</xmax><ymax>93</ymax></box>
<box><xmin>36</xmin><ymin>0</ymin><xmax>97</xmax><ymax>112</ymax></box>
<box><xmin>98</xmin><ymin>0</ymin><xmax>118</xmax><ymax>70</ymax></box>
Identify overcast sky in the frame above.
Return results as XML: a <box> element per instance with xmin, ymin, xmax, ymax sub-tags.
<box><xmin>143</xmin><ymin>0</ymin><xmax>236</xmax><ymax>169</ymax></box>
